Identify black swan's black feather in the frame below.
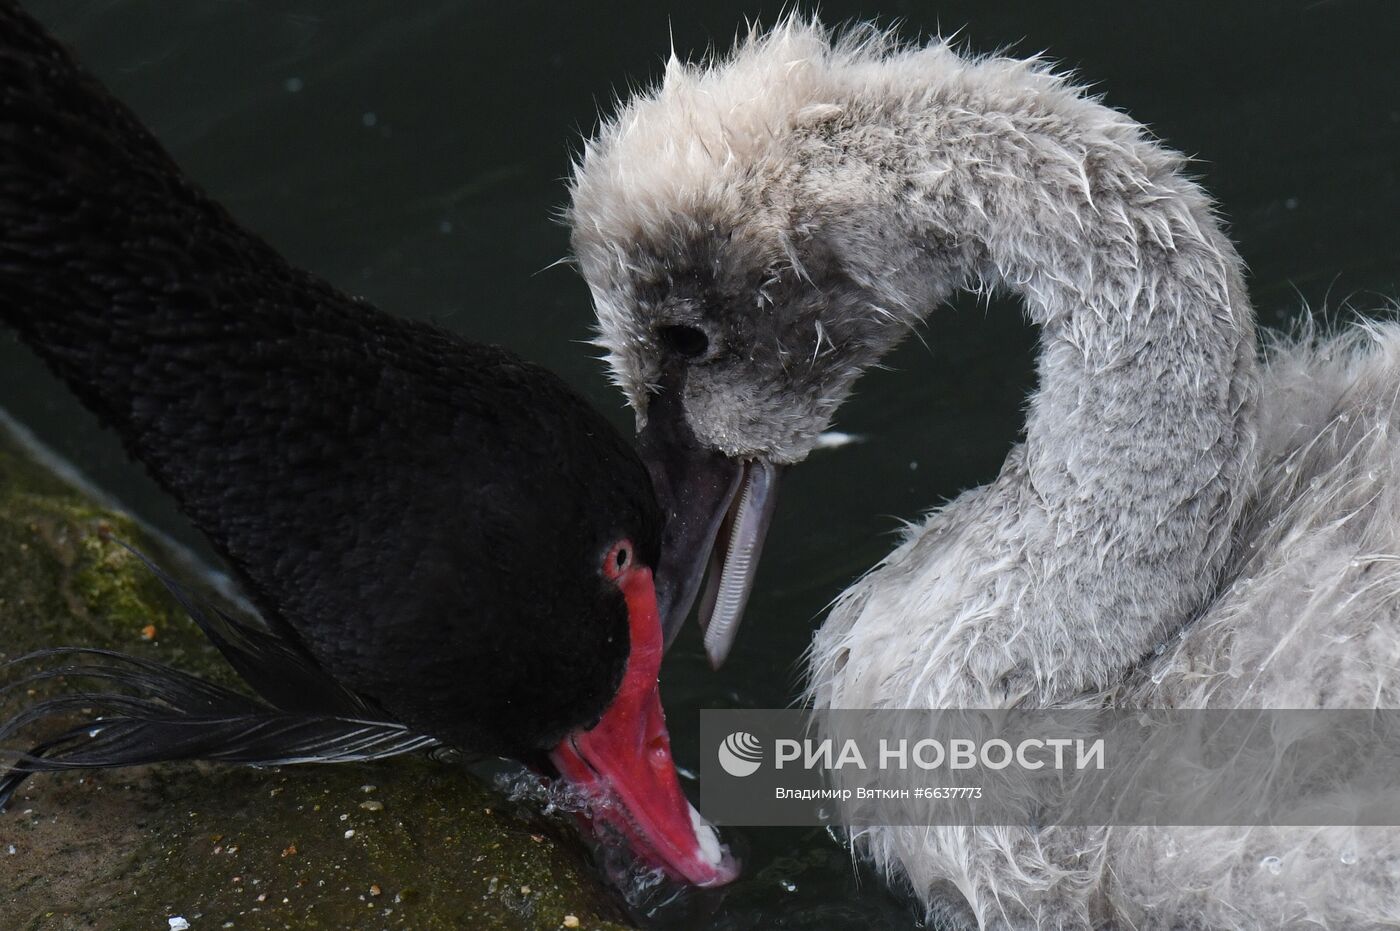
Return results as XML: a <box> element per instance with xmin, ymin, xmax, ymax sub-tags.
<box><xmin>115</xmin><ymin>540</ymin><xmax>374</xmax><ymax>717</ymax></box>
<box><xmin>0</xmin><ymin>548</ymin><xmax>438</xmax><ymax>810</ymax></box>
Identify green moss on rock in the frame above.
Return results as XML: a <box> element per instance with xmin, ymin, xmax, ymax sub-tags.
<box><xmin>0</xmin><ymin>422</ymin><xmax>632</xmax><ymax>930</ymax></box>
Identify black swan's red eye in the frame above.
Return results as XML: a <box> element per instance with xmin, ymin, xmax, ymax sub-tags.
<box><xmin>659</xmin><ymin>324</ymin><xmax>709</xmax><ymax>359</ymax></box>
<box><xmin>603</xmin><ymin>540</ymin><xmax>632</xmax><ymax>581</ymax></box>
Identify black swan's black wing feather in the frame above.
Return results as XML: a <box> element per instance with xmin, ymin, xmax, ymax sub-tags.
<box><xmin>0</xmin><ymin>706</ymin><xmax>437</xmax><ymax>809</ymax></box>
<box><xmin>116</xmin><ymin>541</ymin><xmax>372</xmax><ymax>717</ymax></box>
<box><xmin>0</xmin><ymin>548</ymin><xmax>436</xmax><ymax>809</ymax></box>
<box><xmin>2</xmin><ymin>647</ymin><xmax>266</xmax><ymax>712</ymax></box>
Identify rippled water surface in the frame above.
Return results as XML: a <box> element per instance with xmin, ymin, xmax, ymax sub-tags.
<box><xmin>7</xmin><ymin>2</ymin><xmax>1400</xmax><ymax>927</ymax></box>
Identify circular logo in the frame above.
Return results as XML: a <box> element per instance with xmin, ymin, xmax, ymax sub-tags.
<box><xmin>718</xmin><ymin>731</ymin><xmax>763</xmax><ymax>777</ymax></box>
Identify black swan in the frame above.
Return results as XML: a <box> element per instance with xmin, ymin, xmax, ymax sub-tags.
<box><xmin>0</xmin><ymin>0</ymin><xmax>732</xmax><ymax>887</ymax></box>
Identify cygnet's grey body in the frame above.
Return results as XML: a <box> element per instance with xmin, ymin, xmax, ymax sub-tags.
<box><xmin>569</xmin><ymin>19</ymin><xmax>1400</xmax><ymax>929</ymax></box>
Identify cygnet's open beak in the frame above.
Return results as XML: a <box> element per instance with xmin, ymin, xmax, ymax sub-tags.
<box><xmin>638</xmin><ymin>380</ymin><xmax>781</xmax><ymax>668</ymax></box>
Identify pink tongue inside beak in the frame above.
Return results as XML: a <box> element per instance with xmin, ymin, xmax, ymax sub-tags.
<box><xmin>549</xmin><ymin>565</ymin><xmax>737</xmax><ymax>887</ymax></box>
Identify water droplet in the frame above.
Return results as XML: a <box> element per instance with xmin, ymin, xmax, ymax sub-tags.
<box><xmin>1340</xmin><ymin>846</ymin><xmax>1358</xmax><ymax>865</ymax></box>
<box><xmin>362</xmin><ymin>111</ymin><xmax>378</xmax><ymax>128</ymax></box>
<box><xmin>1260</xmin><ymin>855</ymin><xmax>1282</xmax><ymax>875</ymax></box>
<box><xmin>780</xmin><ymin>879</ymin><xmax>798</xmax><ymax>892</ymax></box>
<box><xmin>284</xmin><ymin>76</ymin><xmax>303</xmax><ymax>93</ymax></box>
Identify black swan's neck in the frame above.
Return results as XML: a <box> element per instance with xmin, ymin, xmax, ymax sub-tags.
<box><xmin>0</xmin><ymin>4</ymin><xmax>518</xmax><ymax>529</ymax></box>
<box><xmin>2</xmin><ymin>3</ymin><xmax>442</xmax><ymax>426</ymax></box>
<box><xmin>0</xmin><ymin>3</ymin><xmax>518</xmax><ymax>643</ymax></box>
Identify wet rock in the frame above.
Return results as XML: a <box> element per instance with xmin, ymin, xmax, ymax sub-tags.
<box><xmin>0</xmin><ymin>420</ymin><xmax>631</xmax><ymax>930</ymax></box>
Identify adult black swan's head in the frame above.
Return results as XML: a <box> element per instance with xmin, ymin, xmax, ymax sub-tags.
<box><xmin>0</xmin><ymin>0</ymin><xmax>733</xmax><ymax>887</ymax></box>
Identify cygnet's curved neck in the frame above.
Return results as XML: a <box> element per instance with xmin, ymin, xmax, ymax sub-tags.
<box><xmin>850</xmin><ymin>91</ymin><xmax>1259</xmax><ymax>703</ymax></box>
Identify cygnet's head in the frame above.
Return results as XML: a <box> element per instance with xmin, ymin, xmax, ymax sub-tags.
<box><xmin>569</xmin><ymin>19</ymin><xmax>1008</xmax><ymax>662</ymax></box>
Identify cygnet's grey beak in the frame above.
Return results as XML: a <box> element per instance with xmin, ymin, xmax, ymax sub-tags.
<box><xmin>639</xmin><ymin>380</ymin><xmax>781</xmax><ymax>668</ymax></box>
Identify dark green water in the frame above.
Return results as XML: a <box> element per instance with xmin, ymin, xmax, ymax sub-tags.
<box><xmin>6</xmin><ymin>2</ymin><xmax>1399</xmax><ymax>927</ymax></box>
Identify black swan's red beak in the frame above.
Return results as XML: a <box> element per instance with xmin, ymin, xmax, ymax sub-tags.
<box><xmin>549</xmin><ymin>563</ymin><xmax>737</xmax><ymax>887</ymax></box>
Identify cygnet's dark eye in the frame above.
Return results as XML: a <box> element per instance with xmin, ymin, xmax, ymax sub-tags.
<box><xmin>659</xmin><ymin>324</ymin><xmax>709</xmax><ymax>359</ymax></box>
